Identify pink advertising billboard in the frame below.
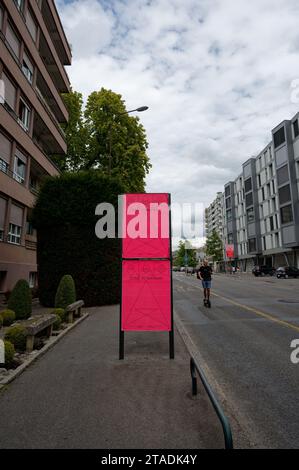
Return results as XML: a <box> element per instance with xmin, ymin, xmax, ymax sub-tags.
<box><xmin>121</xmin><ymin>193</ymin><xmax>170</xmax><ymax>259</ymax></box>
<box><xmin>119</xmin><ymin>193</ymin><xmax>173</xmax><ymax>358</ymax></box>
<box><xmin>121</xmin><ymin>260</ymin><xmax>171</xmax><ymax>331</ymax></box>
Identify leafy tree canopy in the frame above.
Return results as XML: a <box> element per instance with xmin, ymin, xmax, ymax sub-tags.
<box><xmin>205</xmin><ymin>229</ymin><xmax>223</xmax><ymax>262</ymax></box>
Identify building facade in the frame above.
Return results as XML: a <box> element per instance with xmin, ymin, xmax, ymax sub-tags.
<box><xmin>0</xmin><ymin>0</ymin><xmax>71</xmax><ymax>292</ymax></box>
<box><xmin>221</xmin><ymin>111</ymin><xmax>299</xmax><ymax>271</ymax></box>
<box><xmin>205</xmin><ymin>191</ymin><xmax>224</xmax><ymax>239</ymax></box>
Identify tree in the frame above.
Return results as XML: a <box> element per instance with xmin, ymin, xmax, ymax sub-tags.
<box><xmin>51</xmin><ymin>90</ymin><xmax>88</xmax><ymax>172</ymax></box>
<box><xmin>205</xmin><ymin>229</ymin><xmax>223</xmax><ymax>262</ymax></box>
<box><xmin>174</xmin><ymin>240</ymin><xmax>197</xmax><ymax>267</ymax></box>
<box><xmin>84</xmin><ymin>88</ymin><xmax>151</xmax><ymax>192</ymax></box>
<box><xmin>52</xmin><ymin>88</ymin><xmax>151</xmax><ymax>193</ymax></box>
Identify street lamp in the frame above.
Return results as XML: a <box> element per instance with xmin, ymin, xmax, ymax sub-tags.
<box><xmin>108</xmin><ymin>106</ymin><xmax>149</xmax><ymax>175</ymax></box>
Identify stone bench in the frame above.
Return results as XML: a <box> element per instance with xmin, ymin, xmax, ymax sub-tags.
<box><xmin>65</xmin><ymin>300</ymin><xmax>84</xmax><ymax>324</ymax></box>
<box><xmin>20</xmin><ymin>314</ymin><xmax>56</xmax><ymax>353</ymax></box>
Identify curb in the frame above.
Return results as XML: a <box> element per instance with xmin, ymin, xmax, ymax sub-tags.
<box><xmin>0</xmin><ymin>313</ymin><xmax>89</xmax><ymax>391</ymax></box>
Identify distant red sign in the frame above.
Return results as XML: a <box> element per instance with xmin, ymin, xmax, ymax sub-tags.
<box><xmin>226</xmin><ymin>244</ymin><xmax>234</xmax><ymax>258</ymax></box>
<box><xmin>121</xmin><ymin>260</ymin><xmax>171</xmax><ymax>331</ymax></box>
<box><xmin>121</xmin><ymin>193</ymin><xmax>170</xmax><ymax>259</ymax></box>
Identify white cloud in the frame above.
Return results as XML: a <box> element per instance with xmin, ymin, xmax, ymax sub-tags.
<box><xmin>58</xmin><ymin>0</ymin><xmax>299</xmax><ymax>246</ymax></box>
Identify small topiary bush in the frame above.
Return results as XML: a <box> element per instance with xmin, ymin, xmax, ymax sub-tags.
<box><xmin>8</xmin><ymin>280</ymin><xmax>32</xmax><ymax>320</ymax></box>
<box><xmin>4</xmin><ymin>340</ymin><xmax>15</xmax><ymax>368</ymax></box>
<box><xmin>0</xmin><ymin>309</ymin><xmax>16</xmax><ymax>326</ymax></box>
<box><xmin>5</xmin><ymin>325</ymin><xmax>27</xmax><ymax>351</ymax></box>
<box><xmin>53</xmin><ymin>314</ymin><xmax>62</xmax><ymax>331</ymax></box>
<box><xmin>51</xmin><ymin>308</ymin><xmax>66</xmax><ymax>323</ymax></box>
<box><xmin>55</xmin><ymin>275</ymin><xmax>76</xmax><ymax>310</ymax></box>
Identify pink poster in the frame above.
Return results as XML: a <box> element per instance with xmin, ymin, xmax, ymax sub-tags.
<box><xmin>122</xmin><ymin>260</ymin><xmax>171</xmax><ymax>331</ymax></box>
<box><xmin>122</xmin><ymin>193</ymin><xmax>170</xmax><ymax>259</ymax></box>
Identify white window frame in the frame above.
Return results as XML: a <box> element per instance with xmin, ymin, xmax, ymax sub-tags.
<box><xmin>13</xmin><ymin>155</ymin><xmax>26</xmax><ymax>184</ymax></box>
<box><xmin>18</xmin><ymin>99</ymin><xmax>31</xmax><ymax>131</ymax></box>
<box><xmin>7</xmin><ymin>223</ymin><xmax>21</xmax><ymax>245</ymax></box>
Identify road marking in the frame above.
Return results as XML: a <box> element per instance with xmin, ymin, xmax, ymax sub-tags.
<box><xmin>213</xmin><ymin>291</ymin><xmax>299</xmax><ymax>334</ymax></box>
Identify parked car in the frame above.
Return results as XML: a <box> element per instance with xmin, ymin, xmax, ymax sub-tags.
<box><xmin>252</xmin><ymin>265</ymin><xmax>276</xmax><ymax>277</ymax></box>
<box><xmin>276</xmin><ymin>266</ymin><xmax>299</xmax><ymax>279</ymax></box>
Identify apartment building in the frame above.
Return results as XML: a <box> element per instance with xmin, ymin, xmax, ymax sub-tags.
<box><xmin>0</xmin><ymin>0</ymin><xmax>71</xmax><ymax>292</ymax></box>
<box><xmin>205</xmin><ymin>191</ymin><xmax>224</xmax><ymax>239</ymax></box>
<box><xmin>222</xmin><ymin>111</ymin><xmax>299</xmax><ymax>271</ymax></box>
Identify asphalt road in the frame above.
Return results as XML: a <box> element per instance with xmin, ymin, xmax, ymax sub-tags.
<box><xmin>173</xmin><ymin>272</ymin><xmax>299</xmax><ymax>449</ymax></box>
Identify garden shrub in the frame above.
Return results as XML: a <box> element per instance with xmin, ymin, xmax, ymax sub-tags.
<box><xmin>33</xmin><ymin>171</ymin><xmax>126</xmax><ymax>307</ymax></box>
<box><xmin>4</xmin><ymin>341</ymin><xmax>15</xmax><ymax>367</ymax></box>
<box><xmin>0</xmin><ymin>309</ymin><xmax>16</xmax><ymax>326</ymax></box>
<box><xmin>55</xmin><ymin>275</ymin><xmax>76</xmax><ymax>310</ymax></box>
<box><xmin>5</xmin><ymin>325</ymin><xmax>27</xmax><ymax>351</ymax></box>
<box><xmin>51</xmin><ymin>308</ymin><xmax>66</xmax><ymax>322</ymax></box>
<box><xmin>7</xmin><ymin>280</ymin><xmax>32</xmax><ymax>320</ymax></box>
<box><xmin>53</xmin><ymin>314</ymin><xmax>62</xmax><ymax>331</ymax></box>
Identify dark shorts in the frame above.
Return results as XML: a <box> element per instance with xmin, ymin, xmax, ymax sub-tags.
<box><xmin>202</xmin><ymin>280</ymin><xmax>212</xmax><ymax>289</ymax></box>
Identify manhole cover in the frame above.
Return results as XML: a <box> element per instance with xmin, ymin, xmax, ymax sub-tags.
<box><xmin>277</xmin><ymin>299</ymin><xmax>299</xmax><ymax>304</ymax></box>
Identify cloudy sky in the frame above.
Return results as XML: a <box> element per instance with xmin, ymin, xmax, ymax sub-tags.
<box><xmin>57</xmin><ymin>0</ymin><xmax>299</xmax><ymax>244</ymax></box>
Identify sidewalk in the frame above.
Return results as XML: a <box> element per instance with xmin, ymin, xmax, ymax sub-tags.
<box><xmin>0</xmin><ymin>305</ymin><xmax>225</xmax><ymax>449</ymax></box>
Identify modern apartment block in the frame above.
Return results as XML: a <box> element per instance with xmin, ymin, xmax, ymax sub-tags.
<box><xmin>0</xmin><ymin>0</ymin><xmax>71</xmax><ymax>292</ymax></box>
<box><xmin>221</xmin><ymin>111</ymin><xmax>299</xmax><ymax>271</ymax></box>
<box><xmin>205</xmin><ymin>191</ymin><xmax>224</xmax><ymax>239</ymax></box>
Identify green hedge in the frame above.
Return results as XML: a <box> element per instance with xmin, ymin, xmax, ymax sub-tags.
<box><xmin>4</xmin><ymin>341</ymin><xmax>15</xmax><ymax>367</ymax></box>
<box><xmin>0</xmin><ymin>309</ymin><xmax>16</xmax><ymax>326</ymax></box>
<box><xmin>55</xmin><ymin>275</ymin><xmax>76</xmax><ymax>309</ymax></box>
<box><xmin>7</xmin><ymin>280</ymin><xmax>32</xmax><ymax>320</ymax></box>
<box><xmin>33</xmin><ymin>171</ymin><xmax>125</xmax><ymax>307</ymax></box>
<box><xmin>5</xmin><ymin>325</ymin><xmax>27</xmax><ymax>351</ymax></box>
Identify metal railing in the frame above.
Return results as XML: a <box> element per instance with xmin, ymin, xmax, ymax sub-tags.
<box><xmin>190</xmin><ymin>357</ymin><xmax>233</xmax><ymax>449</ymax></box>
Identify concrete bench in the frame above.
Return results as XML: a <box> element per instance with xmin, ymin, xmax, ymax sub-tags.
<box><xmin>65</xmin><ymin>300</ymin><xmax>84</xmax><ymax>324</ymax></box>
<box><xmin>20</xmin><ymin>314</ymin><xmax>56</xmax><ymax>353</ymax></box>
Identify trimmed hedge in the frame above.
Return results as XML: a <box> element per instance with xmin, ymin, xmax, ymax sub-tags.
<box><xmin>51</xmin><ymin>308</ymin><xmax>66</xmax><ymax>323</ymax></box>
<box><xmin>8</xmin><ymin>280</ymin><xmax>32</xmax><ymax>320</ymax></box>
<box><xmin>0</xmin><ymin>309</ymin><xmax>16</xmax><ymax>326</ymax></box>
<box><xmin>4</xmin><ymin>341</ymin><xmax>15</xmax><ymax>367</ymax></box>
<box><xmin>33</xmin><ymin>171</ymin><xmax>126</xmax><ymax>307</ymax></box>
<box><xmin>5</xmin><ymin>325</ymin><xmax>27</xmax><ymax>351</ymax></box>
<box><xmin>55</xmin><ymin>275</ymin><xmax>76</xmax><ymax>309</ymax></box>
<box><xmin>53</xmin><ymin>314</ymin><xmax>62</xmax><ymax>331</ymax></box>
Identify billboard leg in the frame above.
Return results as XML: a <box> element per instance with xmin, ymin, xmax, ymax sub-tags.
<box><xmin>119</xmin><ymin>330</ymin><xmax>124</xmax><ymax>360</ymax></box>
<box><xmin>169</xmin><ymin>330</ymin><xmax>174</xmax><ymax>359</ymax></box>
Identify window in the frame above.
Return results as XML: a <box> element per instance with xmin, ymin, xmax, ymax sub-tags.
<box><xmin>244</xmin><ymin>177</ymin><xmax>252</xmax><ymax>193</ymax></box>
<box><xmin>293</xmin><ymin>119</ymin><xmax>299</xmax><ymax>138</ymax></box>
<box><xmin>248</xmin><ymin>238</ymin><xmax>256</xmax><ymax>252</ymax></box>
<box><xmin>260</xmin><ymin>204</ymin><xmax>264</xmax><ymax>218</ymax></box>
<box><xmin>277</xmin><ymin>165</ymin><xmax>289</xmax><ymax>186</ymax></box>
<box><xmin>261</xmin><ymin>187</ymin><xmax>265</xmax><ymax>201</ymax></box>
<box><xmin>245</xmin><ymin>192</ymin><xmax>253</xmax><ymax>207</ymax></box>
<box><xmin>272</xmin><ymin>197</ymin><xmax>277</xmax><ymax>212</ymax></box>
<box><xmin>22</xmin><ymin>52</ymin><xmax>34</xmax><ymax>84</ymax></box>
<box><xmin>228</xmin><ymin>233</ymin><xmax>234</xmax><ymax>244</ymax></box>
<box><xmin>269</xmin><ymin>164</ymin><xmax>273</xmax><ymax>178</ymax></box>
<box><xmin>278</xmin><ymin>184</ymin><xmax>291</xmax><ymax>205</ymax></box>
<box><xmin>280</xmin><ymin>205</ymin><xmax>293</xmax><ymax>224</ymax></box>
<box><xmin>273</xmin><ymin>127</ymin><xmax>286</xmax><ymax>148</ymax></box>
<box><xmin>226</xmin><ymin>197</ymin><xmax>231</xmax><ymax>209</ymax></box>
<box><xmin>5</xmin><ymin>23</ymin><xmax>20</xmax><ymax>60</ymax></box>
<box><xmin>0</xmin><ymin>132</ymin><xmax>12</xmax><ymax>172</ymax></box>
<box><xmin>257</xmin><ymin>174</ymin><xmax>261</xmax><ymax>188</ymax></box>
<box><xmin>14</xmin><ymin>0</ymin><xmax>24</xmax><ymax>12</ymax></box>
<box><xmin>2</xmin><ymin>72</ymin><xmax>17</xmax><ymax>112</ymax></box>
<box><xmin>8</xmin><ymin>223</ymin><xmax>21</xmax><ymax>244</ymax></box>
<box><xmin>18</xmin><ymin>99</ymin><xmax>31</xmax><ymax>131</ymax></box>
<box><xmin>269</xmin><ymin>216</ymin><xmax>274</xmax><ymax>231</ymax></box>
<box><xmin>13</xmin><ymin>150</ymin><xmax>27</xmax><ymax>184</ymax></box>
<box><xmin>29</xmin><ymin>272</ymin><xmax>37</xmax><ymax>288</ymax></box>
<box><xmin>225</xmin><ymin>186</ymin><xmax>231</xmax><ymax>197</ymax></box>
<box><xmin>0</xmin><ymin>197</ymin><xmax>7</xmax><ymax>242</ymax></box>
<box><xmin>26</xmin><ymin>9</ymin><xmax>37</xmax><ymax>42</ymax></box>
<box><xmin>226</xmin><ymin>209</ymin><xmax>232</xmax><ymax>221</ymax></box>
<box><xmin>271</xmin><ymin>180</ymin><xmax>275</xmax><ymax>194</ymax></box>
<box><xmin>247</xmin><ymin>207</ymin><xmax>254</xmax><ymax>222</ymax></box>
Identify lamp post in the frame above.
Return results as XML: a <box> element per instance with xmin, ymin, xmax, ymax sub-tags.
<box><xmin>108</xmin><ymin>106</ymin><xmax>149</xmax><ymax>175</ymax></box>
